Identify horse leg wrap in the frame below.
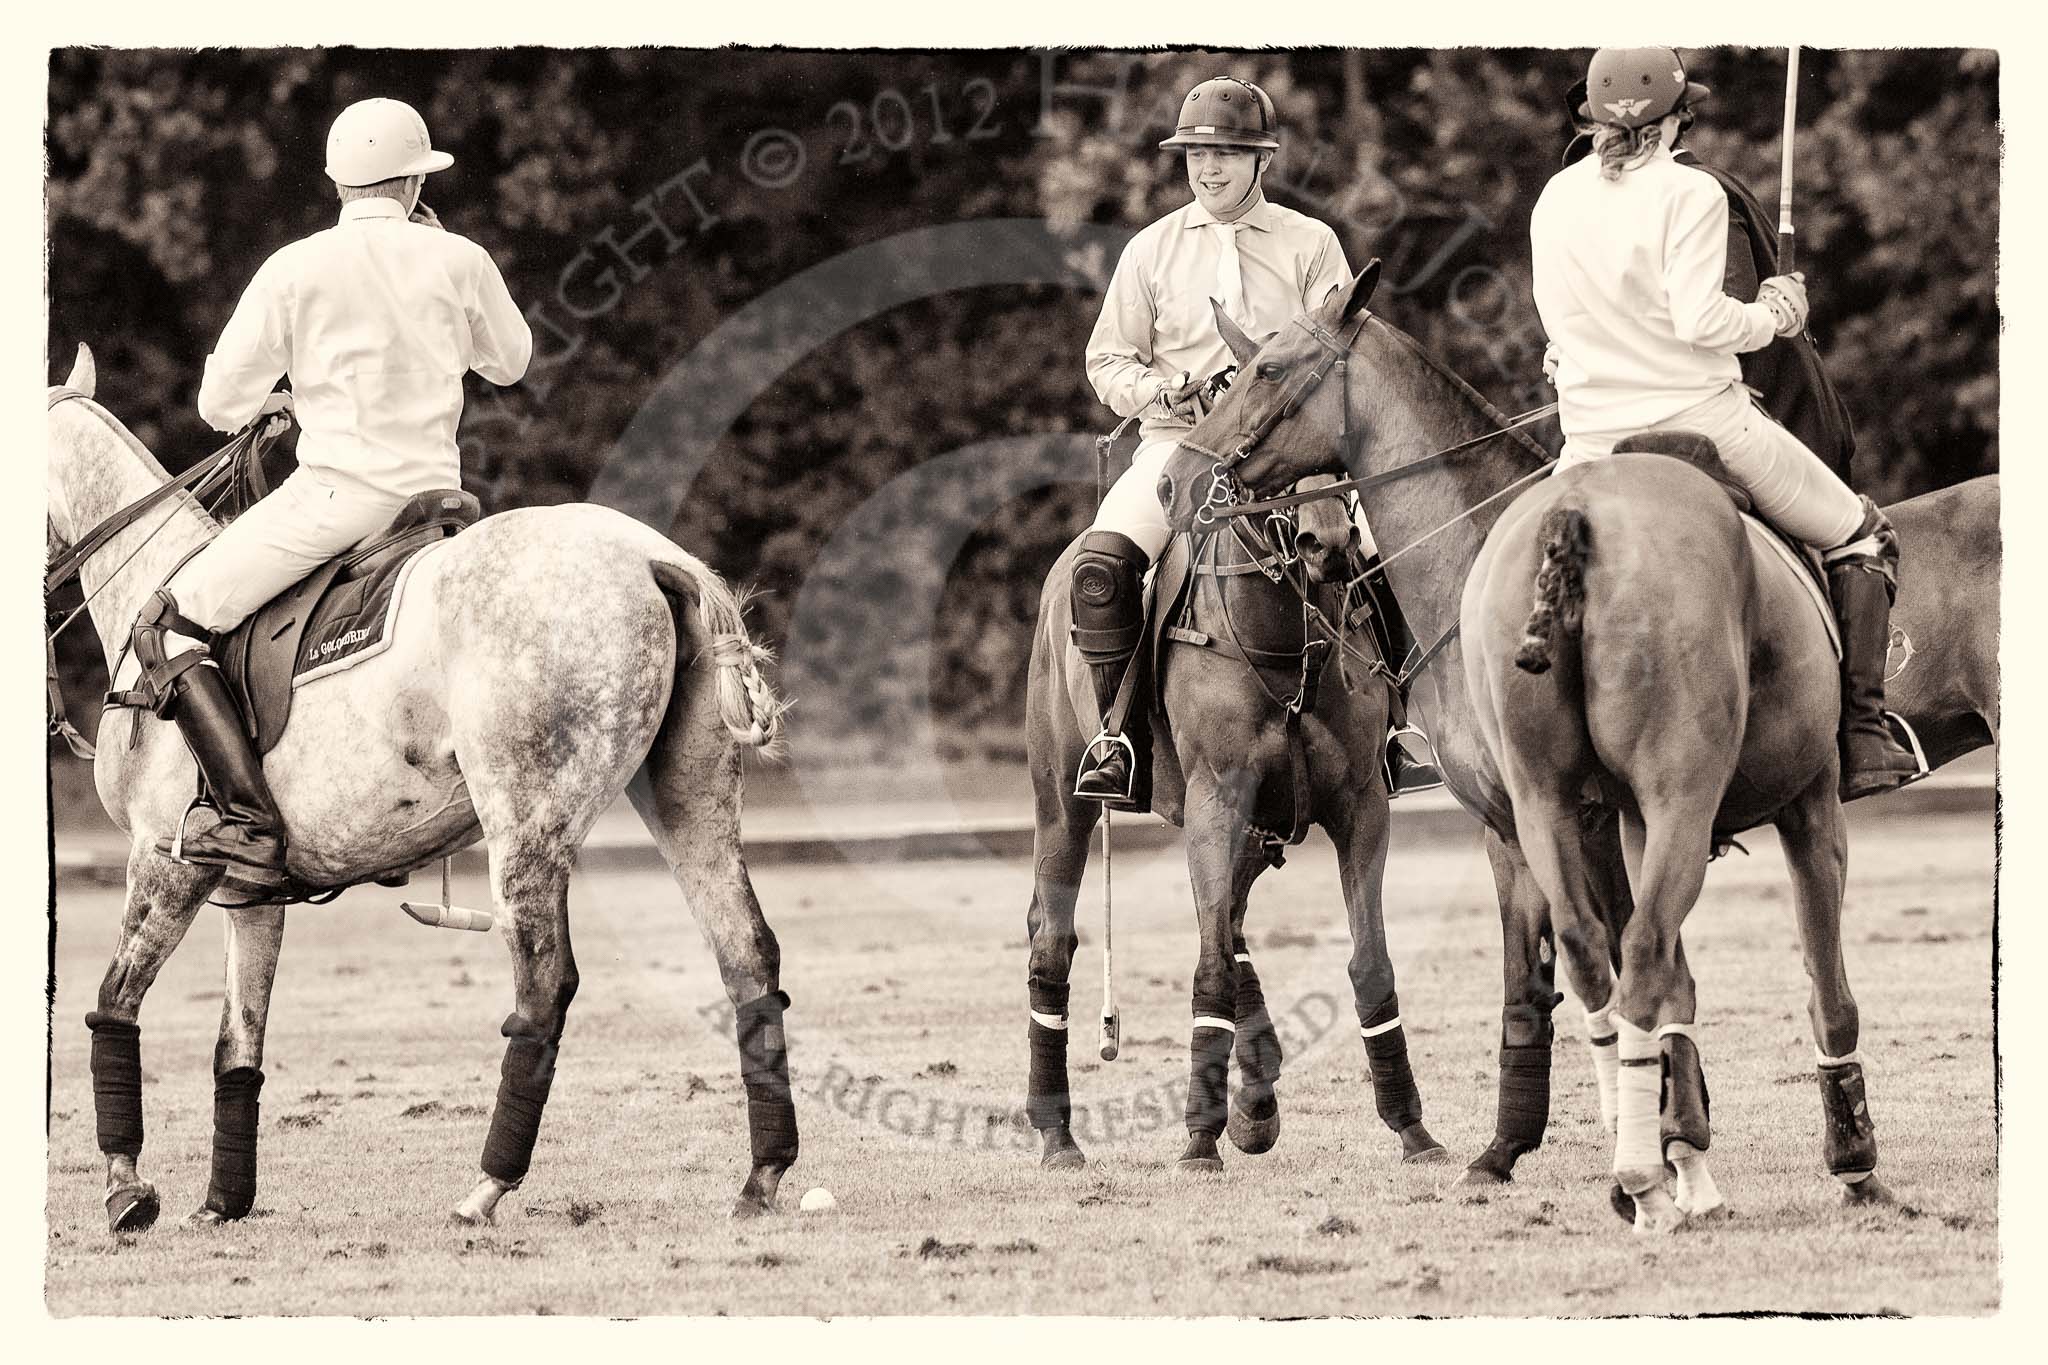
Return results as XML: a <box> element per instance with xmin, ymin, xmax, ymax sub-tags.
<box><xmin>1818</xmin><ymin>1057</ymin><xmax>1878</xmax><ymax>1178</ymax></box>
<box><xmin>1359</xmin><ymin>995</ymin><xmax>1423</xmax><ymax>1133</ymax></box>
<box><xmin>85</xmin><ymin>1013</ymin><xmax>145</xmax><ymax>1158</ymax></box>
<box><xmin>736</xmin><ymin>991</ymin><xmax>799</xmax><ymax>1171</ymax></box>
<box><xmin>1612</xmin><ymin>1018</ymin><xmax>1664</xmax><ymax>1185</ymax></box>
<box><xmin>203</xmin><ymin>1067</ymin><xmax>264</xmax><ymax>1219</ymax></box>
<box><xmin>1491</xmin><ymin>1002</ymin><xmax>1554</xmax><ymax>1156</ymax></box>
<box><xmin>1659</xmin><ymin>1030</ymin><xmax>1711</xmax><ymax>1156</ymax></box>
<box><xmin>1026</xmin><ymin>981</ymin><xmax>1072</xmax><ymax>1131</ymax></box>
<box><xmin>480</xmin><ymin>1028</ymin><xmax>559</xmax><ymax>1186</ymax></box>
<box><xmin>1185</xmin><ymin>1024</ymin><xmax>1234</xmax><ymax>1138</ymax></box>
<box><xmin>1232</xmin><ymin>961</ymin><xmax>1281</xmax><ymax>1115</ymax></box>
<box><xmin>1584</xmin><ymin>994</ymin><xmax>1620</xmax><ymax>1134</ymax></box>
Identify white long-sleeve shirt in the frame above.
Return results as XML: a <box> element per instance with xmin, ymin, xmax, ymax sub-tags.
<box><xmin>1087</xmin><ymin>196</ymin><xmax>1349</xmax><ymax>447</ymax></box>
<box><xmin>198</xmin><ymin>197</ymin><xmax>533</xmax><ymax>498</ymax></box>
<box><xmin>1531</xmin><ymin>144</ymin><xmax>1783</xmax><ymax>439</ymax></box>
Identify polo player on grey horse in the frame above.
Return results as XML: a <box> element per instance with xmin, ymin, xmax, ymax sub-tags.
<box><xmin>131</xmin><ymin>97</ymin><xmax>532</xmax><ymax>898</ymax></box>
<box><xmin>1073</xmin><ymin>75</ymin><xmax>1438</xmax><ymax>805</ymax></box>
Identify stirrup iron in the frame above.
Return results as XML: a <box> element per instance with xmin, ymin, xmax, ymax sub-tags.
<box><xmin>1074</xmin><ymin>731</ymin><xmax>1137</xmax><ymax>801</ymax></box>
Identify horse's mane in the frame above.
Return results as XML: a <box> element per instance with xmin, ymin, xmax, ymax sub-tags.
<box><xmin>51</xmin><ymin>389</ymin><xmax>222</xmax><ymax>534</ymax></box>
<box><xmin>1364</xmin><ymin>316</ymin><xmax>1552</xmax><ymax>467</ymax></box>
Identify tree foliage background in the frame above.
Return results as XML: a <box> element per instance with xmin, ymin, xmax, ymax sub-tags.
<box><xmin>46</xmin><ymin>48</ymin><xmax>1998</xmax><ymax>764</ymax></box>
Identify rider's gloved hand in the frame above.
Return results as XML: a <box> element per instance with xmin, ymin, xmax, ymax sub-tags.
<box><xmin>1155</xmin><ymin>371</ymin><xmax>1208</xmax><ymax>423</ymax></box>
<box><xmin>257</xmin><ymin>390</ymin><xmax>295</xmax><ymax>439</ymax></box>
<box><xmin>1757</xmin><ymin>272</ymin><xmax>1809</xmax><ymax>338</ymax></box>
<box><xmin>1541</xmin><ymin>342</ymin><xmax>1560</xmax><ymax>386</ymax></box>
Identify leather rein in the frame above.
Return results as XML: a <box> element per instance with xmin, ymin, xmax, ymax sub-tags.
<box><xmin>45</xmin><ymin>387</ymin><xmax>281</xmax><ymax>760</ymax></box>
<box><xmin>1174</xmin><ymin>313</ymin><xmax>1560</xmax><ymax>689</ymax></box>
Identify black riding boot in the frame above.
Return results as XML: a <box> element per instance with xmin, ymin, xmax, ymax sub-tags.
<box><xmin>1828</xmin><ymin>557</ymin><xmax>1923</xmax><ymax>801</ymax></box>
<box><xmin>1070</xmin><ymin>532</ymin><xmax>1147</xmax><ymax>803</ymax></box>
<box><xmin>1358</xmin><ymin>555</ymin><xmax>1443</xmax><ymax>798</ymax></box>
<box><xmin>133</xmin><ymin>591</ymin><xmax>286</xmax><ymax>894</ymax></box>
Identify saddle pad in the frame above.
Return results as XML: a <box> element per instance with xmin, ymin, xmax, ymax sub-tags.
<box><xmin>1741</xmin><ymin>514</ymin><xmax>1839</xmax><ymax>660</ymax></box>
<box><xmin>294</xmin><ymin>540</ymin><xmax>443</xmax><ymax>686</ymax></box>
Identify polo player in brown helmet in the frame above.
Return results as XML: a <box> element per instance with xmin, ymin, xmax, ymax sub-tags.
<box><xmin>1075</xmin><ymin>74</ymin><xmax>1437</xmax><ymax>804</ymax></box>
<box><xmin>1531</xmin><ymin>47</ymin><xmax>1921</xmax><ymax>799</ymax></box>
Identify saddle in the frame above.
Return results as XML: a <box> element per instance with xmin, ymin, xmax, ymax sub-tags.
<box><xmin>214</xmin><ymin>489</ymin><xmax>481</xmax><ymax>755</ymax></box>
<box><xmin>1612</xmin><ymin>430</ymin><xmax>1838</xmax><ymax>658</ymax></box>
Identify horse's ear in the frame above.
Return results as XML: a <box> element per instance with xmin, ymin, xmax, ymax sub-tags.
<box><xmin>1337</xmin><ymin>259</ymin><xmax>1382</xmax><ymax>323</ymax></box>
<box><xmin>1211</xmin><ymin>298</ymin><xmax>1258</xmax><ymax>367</ymax></box>
<box><xmin>65</xmin><ymin>343</ymin><xmax>95</xmax><ymax>398</ymax></box>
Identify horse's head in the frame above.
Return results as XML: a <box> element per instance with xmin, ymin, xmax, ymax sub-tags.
<box><xmin>1291</xmin><ymin>473</ymin><xmax>1358</xmax><ymax>585</ymax></box>
<box><xmin>1158</xmin><ymin>260</ymin><xmax>1381</xmax><ymax>533</ymax></box>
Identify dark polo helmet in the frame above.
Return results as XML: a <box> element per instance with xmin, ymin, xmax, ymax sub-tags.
<box><xmin>1159</xmin><ymin>77</ymin><xmax>1280</xmax><ymax>151</ymax></box>
<box><xmin>1580</xmin><ymin>47</ymin><xmax>1711</xmax><ymax>129</ymax></box>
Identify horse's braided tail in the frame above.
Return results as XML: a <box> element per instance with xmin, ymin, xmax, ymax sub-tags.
<box><xmin>657</xmin><ymin>557</ymin><xmax>790</xmax><ymax>751</ymax></box>
<box><xmin>1515</xmin><ymin>505</ymin><xmax>1591</xmax><ymax>675</ymax></box>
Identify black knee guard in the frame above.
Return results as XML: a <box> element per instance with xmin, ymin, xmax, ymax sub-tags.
<box><xmin>480</xmin><ymin>1020</ymin><xmax>559</xmax><ymax>1185</ymax></box>
<box><xmin>1359</xmin><ymin>994</ymin><xmax>1423</xmax><ymax>1134</ymax></box>
<box><xmin>1185</xmin><ymin>1024</ymin><xmax>1234</xmax><ymax>1139</ymax></box>
<box><xmin>1818</xmin><ymin>1060</ymin><xmax>1878</xmax><ymax>1177</ymax></box>
<box><xmin>1659</xmin><ymin>1033</ymin><xmax>1711</xmax><ymax>1156</ymax></box>
<box><xmin>1492</xmin><ymin>1000</ymin><xmax>1557</xmax><ymax>1154</ymax></box>
<box><xmin>85</xmin><ymin>1012</ymin><xmax>144</xmax><ymax>1159</ymax></box>
<box><xmin>1026</xmin><ymin>979</ymin><xmax>1072</xmax><ymax>1131</ymax></box>
<box><xmin>1070</xmin><ymin>532</ymin><xmax>1148</xmax><ymax>703</ymax></box>
<box><xmin>204</xmin><ymin>1067</ymin><xmax>265</xmax><ymax>1218</ymax></box>
<box><xmin>736</xmin><ymin>991</ymin><xmax>799</xmax><ymax>1171</ymax></box>
<box><xmin>1232</xmin><ymin>959</ymin><xmax>1281</xmax><ymax>1109</ymax></box>
<box><xmin>129</xmin><ymin>589</ymin><xmax>214</xmax><ymax>717</ymax></box>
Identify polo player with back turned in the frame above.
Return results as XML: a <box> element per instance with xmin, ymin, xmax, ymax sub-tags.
<box><xmin>128</xmin><ymin>97</ymin><xmax>532</xmax><ymax>899</ymax></box>
<box><xmin>1075</xmin><ymin>74</ymin><xmax>1435</xmax><ymax>804</ymax></box>
<box><xmin>1530</xmin><ymin>48</ymin><xmax>1921</xmax><ymax>803</ymax></box>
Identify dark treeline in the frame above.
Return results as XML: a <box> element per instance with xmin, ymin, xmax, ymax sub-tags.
<box><xmin>47</xmin><ymin>48</ymin><xmax>1997</xmax><ymax>760</ymax></box>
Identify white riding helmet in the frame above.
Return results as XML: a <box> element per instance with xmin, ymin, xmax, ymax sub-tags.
<box><xmin>324</xmin><ymin>98</ymin><xmax>454</xmax><ymax>187</ymax></box>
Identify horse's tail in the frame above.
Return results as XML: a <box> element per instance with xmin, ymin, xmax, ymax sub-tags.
<box><xmin>650</xmin><ymin>558</ymin><xmax>789</xmax><ymax>752</ymax></box>
<box><xmin>1514</xmin><ymin>505</ymin><xmax>1591</xmax><ymax>675</ymax></box>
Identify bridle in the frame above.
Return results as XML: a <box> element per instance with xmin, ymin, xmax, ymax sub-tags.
<box><xmin>1172</xmin><ymin>311</ymin><xmax>1561</xmax><ymax>689</ymax></box>
<box><xmin>45</xmin><ymin>386</ymin><xmax>284</xmax><ymax>760</ymax></box>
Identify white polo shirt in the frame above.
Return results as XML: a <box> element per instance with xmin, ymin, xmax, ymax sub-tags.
<box><xmin>1531</xmin><ymin>144</ymin><xmax>1783</xmax><ymax>440</ymax></box>
<box><xmin>1087</xmin><ymin>196</ymin><xmax>1349</xmax><ymax>447</ymax></box>
<box><xmin>197</xmin><ymin>197</ymin><xmax>533</xmax><ymax>498</ymax></box>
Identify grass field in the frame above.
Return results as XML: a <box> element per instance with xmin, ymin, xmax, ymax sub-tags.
<box><xmin>45</xmin><ymin>804</ymin><xmax>1998</xmax><ymax>1317</ymax></box>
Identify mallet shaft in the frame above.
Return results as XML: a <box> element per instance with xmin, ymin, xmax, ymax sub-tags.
<box><xmin>1778</xmin><ymin>47</ymin><xmax>1800</xmax><ymax>272</ymax></box>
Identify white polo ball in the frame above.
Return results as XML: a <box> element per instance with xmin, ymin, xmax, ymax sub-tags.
<box><xmin>799</xmin><ymin>1186</ymin><xmax>837</xmax><ymax>1213</ymax></box>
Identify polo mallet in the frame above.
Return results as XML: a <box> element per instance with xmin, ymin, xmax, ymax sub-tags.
<box><xmin>1093</xmin><ymin>425</ymin><xmax>1122</xmax><ymax>1063</ymax></box>
<box><xmin>400</xmin><ymin>857</ymin><xmax>495</xmax><ymax>932</ymax></box>
<box><xmin>1778</xmin><ymin>47</ymin><xmax>1800</xmax><ymax>271</ymax></box>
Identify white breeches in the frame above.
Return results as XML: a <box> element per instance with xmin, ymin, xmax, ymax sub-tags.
<box><xmin>1559</xmin><ymin>383</ymin><xmax>1863</xmax><ymax>550</ymax></box>
<box><xmin>1091</xmin><ymin>438</ymin><xmax>1378</xmax><ymax>564</ymax></box>
<box><xmin>166</xmin><ymin>467</ymin><xmax>412</xmax><ymax>635</ymax></box>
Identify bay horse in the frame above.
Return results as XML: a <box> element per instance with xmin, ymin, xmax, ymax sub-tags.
<box><xmin>1024</xmin><ymin>472</ymin><xmax>1447</xmax><ymax>1172</ymax></box>
<box><xmin>1157</xmin><ymin>264</ymin><xmax>1998</xmax><ymax>1227</ymax></box>
<box><xmin>48</xmin><ymin>344</ymin><xmax>799</xmax><ymax>1231</ymax></box>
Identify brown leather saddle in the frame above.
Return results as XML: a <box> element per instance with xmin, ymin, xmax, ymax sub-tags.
<box><xmin>214</xmin><ymin>489</ymin><xmax>481</xmax><ymax>755</ymax></box>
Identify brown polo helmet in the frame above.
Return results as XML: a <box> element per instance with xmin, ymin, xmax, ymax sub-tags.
<box><xmin>1579</xmin><ymin>48</ymin><xmax>1712</xmax><ymax>130</ymax></box>
<box><xmin>1158</xmin><ymin>77</ymin><xmax>1281</xmax><ymax>151</ymax></box>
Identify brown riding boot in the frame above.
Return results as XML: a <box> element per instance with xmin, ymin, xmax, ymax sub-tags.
<box><xmin>1826</xmin><ymin>518</ymin><xmax>1924</xmax><ymax>801</ymax></box>
<box><xmin>1070</xmin><ymin>532</ymin><xmax>1147</xmax><ymax>803</ymax></box>
<box><xmin>133</xmin><ymin>591</ymin><xmax>287</xmax><ymax>894</ymax></box>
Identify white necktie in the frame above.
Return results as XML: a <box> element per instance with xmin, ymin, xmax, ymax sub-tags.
<box><xmin>1211</xmin><ymin>221</ymin><xmax>1246</xmax><ymax>327</ymax></box>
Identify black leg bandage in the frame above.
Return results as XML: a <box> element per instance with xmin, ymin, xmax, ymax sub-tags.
<box><xmin>204</xmin><ymin>1067</ymin><xmax>265</xmax><ymax>1218</ymax></box>
<box><xmin>1231</xmin><ymin>958</ymin><xmax>1281</xmax><ymax>1114</ymax></box>
<box><xmin>735</xmin><ymin>990</ymin><xmax>799</xmax><ymax>1171</ymax></box>
<box><xmin>1185</xmin><ymin>1025</ymin><xmax>1234</xmax><ymax>1138</ymax></box>
<box><xmin>1660</xmin><ymin>1033</ymin><xmax>1711</xmax><ymax>1156</ymax></box>
<box><xmin>1491</xmin><ymin>1001</ymin><xmax>1555</xmax><ymax>1155</ymax></box>
<box><xmin>1818</xmin><ymin>1060</ymin><xmax>1878</xmax><ymax>1177</ymax></box>
<box><xmin>85</xmin><ymin>1012</ymin><xmax>145</xmax><ymax>1159</ymax></box>
<box><xmin>1359</xmin><ymin>994</ymin><xmax>1423</xmax><ymax>1134</ymax></box>
<box><xmin>480</xmin><ymin>1022</ymin><xmax>559</xmax><ymax>1186</ymax></box>
<box><xmin>1026</xmin><ymin>980</ymin><xmax>1072</xmax><ymax>1131</ymax></box>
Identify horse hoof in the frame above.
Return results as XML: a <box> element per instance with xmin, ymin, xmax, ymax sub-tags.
<box><xmin>1615</xmin><ymin>1180</ymin><xmax>1685</xmax><ymax>1235</ymax></box>
<box><xmin>1226</xmin><ymin>1104</ymin><xmax>1280</xmax><ymax>1155</ymax></box>
<box><xmin>1456</xmin><ymin>1164</ymin><xmax>1511</xmax><ymax>1187</ymax></box>
<box><xmin>185</xmin><ymin>1205</ymin><xmax>231</xmax><ymax>1228</ymax></box>
<box><xmin>1840</xmin><ymin>1173</ymin><xmax>1894</xmax><ymax>1206</ymax></box>
<box><xmin>106</xmin><ymin>1181</ymin><xmax>160</xmax><ymax>1234</ymax></box>
<box><xmin>729</xmin><ymin>1194</ymin><xmax>775</xmax><ymax>1220</ymax></box>
<box><xmin>1040</xmin><ymin>1128</ymin><xmax>1087</xmax><ymax>1170</ymax></box>
<box><xmin>1177</xmin><ymin>1134</ymin><xmax>1223</xmax><ymax>1172</ymax></box>
<box><xmin>448</xmin><ymin>1206</ymin><xmax>494</xmax><ymax>1227</ymax></box>
<box><xmin>1397</xmin><ymin>1124</ymin><xmax>1448</xmax><ymax>1164</ymax></box>
<box><xmin>1403</xmin><ymin>1144</ymin><xmax>1451</xmax><ymax>1165</ymax></box>
<box><xmin>1177</xmin><ymin>1155</ymin><xmax>1225</xmax><ymax>1174</ymax></box>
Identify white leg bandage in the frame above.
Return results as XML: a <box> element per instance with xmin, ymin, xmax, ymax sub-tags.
<box><xmin>1585</xmin><ymin>994</ymin><xmax>1620</xmax><ymax>1134</ymax></box>
<box><xmin>1612</xmin><ymin>1016</ymin><xmax>1663</xmax><ymax>1180</ymax></box>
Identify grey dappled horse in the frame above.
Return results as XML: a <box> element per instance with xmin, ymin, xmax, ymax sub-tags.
<box><xmin>49</xmin><ymin>345</ymin><xmax>799</xmax><ymax>1230</ymax></box>
<box><xmin>1158</xmin><ymin>265</ymin><xmax>1998</xmax><ymax>1229</ymax></box>
<box><xmin>1024</xmin><ymin>473</ymin><xmax>1447</xmax><ymax>1173</ymax></box>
